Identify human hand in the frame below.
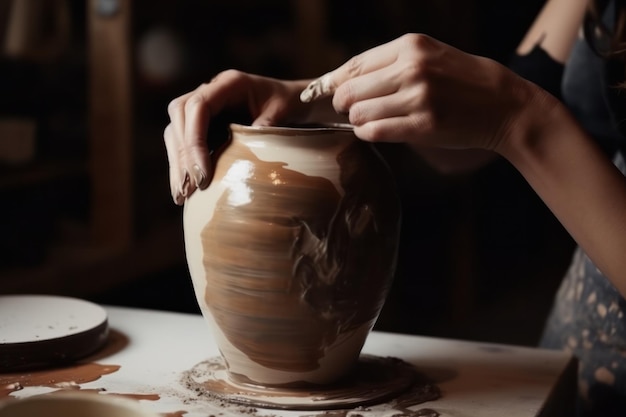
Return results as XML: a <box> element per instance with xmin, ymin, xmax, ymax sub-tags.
<box><xmin>164</xmin><ymin>70</ymin><xmax>310</xmax><ymax>205</ymax></box>
<box><xmin>301</xmin><ymin>33</ymin><xmax>550</xmax><ymax>153</ymax></box>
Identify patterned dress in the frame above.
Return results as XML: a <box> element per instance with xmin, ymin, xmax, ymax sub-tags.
<box><xmin>540</xmin><ymin>154</ymin><xmax>626</xmax><ymax>416</ymax></box>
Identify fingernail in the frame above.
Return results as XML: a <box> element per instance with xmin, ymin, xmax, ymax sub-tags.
<box><xmin>173</xmin><ymin>192</ymin><xmax>184</xmax><ymax>205</ymax></box>
<box><xmin>172</xmin><ymin>186</ymin><xmax>184</xmax><ymax>205</ymax></box>
<box><xmin>192</xmin><ymin>164</ymin><xmax>208</xmax><ymax>189</ymax></box>
<box><xmin>181</xmin><ymin>171</ymin><xmax>191</xmax><ymax>197</ymax></box>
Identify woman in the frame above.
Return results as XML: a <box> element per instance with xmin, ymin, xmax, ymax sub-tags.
<box><xmin>164</xmin><ymin>0</ymin><xmax>626</xmax><ymax>414</ymax></box>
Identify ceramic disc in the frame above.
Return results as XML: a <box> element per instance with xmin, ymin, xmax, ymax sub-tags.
<box><xmin>183</xmin><ymin>354</ymin><xmax>418</xmax><ymax>410</ymax></box>
<box><xmin>0</xmin><ymin>295</ymin><xmax>109</xmax><ymax>371</ymax></box>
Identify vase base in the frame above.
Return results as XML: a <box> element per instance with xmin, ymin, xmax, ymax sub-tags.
<box><xmin>181</xmin><ymin>354</ymin><xmax>438</xmax><ymax>411</ymax></box>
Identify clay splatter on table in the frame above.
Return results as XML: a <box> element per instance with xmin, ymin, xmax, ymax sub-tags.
<box><xmin>0</xmin><ymin>362</ymin><xmax>120</xmax><ymax>398</ymax></box>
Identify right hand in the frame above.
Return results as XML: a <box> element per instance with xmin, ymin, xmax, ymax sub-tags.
<box><xmin>163</xmin><ymin>70</ymin><xmax>311</xmax><ymax>205</ymax></box>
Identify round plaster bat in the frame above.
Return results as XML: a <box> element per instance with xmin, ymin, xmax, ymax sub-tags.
<box><xmin>0</xmin><ymin>295</ymin><xmax>109</xmax><ymax>371</ymax></box>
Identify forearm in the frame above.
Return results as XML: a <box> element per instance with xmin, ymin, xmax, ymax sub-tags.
<box><xmin>499</xmin><ymin>97</ymin><xmax>626</xmax><ymax>297</ymax></box>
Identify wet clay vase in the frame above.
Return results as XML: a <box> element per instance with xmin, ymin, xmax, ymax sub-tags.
<box><xmin>183</xmin><ymin>123</ymin><xmax>401</xmax><ymax>387</ymax></box>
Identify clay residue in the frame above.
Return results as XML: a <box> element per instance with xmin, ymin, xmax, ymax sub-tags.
<box><xmin>110</xmin><ymin>392</ymin><xmax>161</xmax><ymax>401</ymax></box>
<box><xmin>0</xmin><ymin>329</ymin><xmax>130</xmax><ymax>399</ymax></box>
<box><xmin>161</xmin><ymin>411</ymin><xmax>187</xmax><ymax>417</ymax></box>
<box><xmin>0</xmin><ymin>329</ymin><xmax>172</xmax><ymax>407</ymax></box>
<box><xmin>0</xmin><ymin>383</ymin><xmax>21</xmax><ymax>398</ymax></box>
<box><xmin>82</xmin><ymin>328</ymin><xmax>129</xmax><ymax>361</ymax></box>
<box><xmin>300</xmin><ymin>73</ymin><xmax>335</xmax><ymax>103</ymax></box>
<box><xmin>0</xmin><ymin>362</ymin><xmax>120</xmax><ymax>398</ymax></box>
<box><xmin>201</xmin><ymin>135</ymin><xmax>400</xmax><ymax>375</ymax></box>
<box><xmin>1</xmin><ymin>366</ymin><xmax>162</xmax><ymax>408</ymax></box>
<box><xmin>303</xmin><ymin>409</ymin><xmax>439</xmax><ymax>417</ymax></box>
<box><xmin>180</xmin><ymin>355</ymin><xmax>440</xmax><ymax>416</ymax></box>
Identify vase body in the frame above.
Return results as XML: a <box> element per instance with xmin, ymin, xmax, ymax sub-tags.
<box><xmin>183</xmin><ymin>123</ymin><xmax>401</xmax><ymax>387</ymax></box>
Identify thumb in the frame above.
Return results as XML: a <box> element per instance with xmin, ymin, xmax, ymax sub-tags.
<box><xmin>251</xmin><ymin>115</ymin><xmax>275</xmax><ymax>126</ymax></box>
<box><xmin>251</xmin><ymin>99</ymin><xmax>290</xmax><ymax>126</ymax></box>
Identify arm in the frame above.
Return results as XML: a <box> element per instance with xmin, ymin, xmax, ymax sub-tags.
<box><xmin>494</xmin><ymin>0</ymin><xmax>626</xmax><ymax>291</ymax></box>
<box><xmin>410</xmin><ymin>0</ymin><xmax>592</xmax><ymax>174</ymax></box>
<box><xmin>300</xmin><ymin>31</ymin><xmax>626</xmax><ymax>298</ymax></box>
<box><xmin>497</xmin><ymin>89</ymin><xmax>626</xmax><ymax>297</ymax></box>
<box><xmin>517</xmin><ymin>0</ymin><xmax>590</xmax><ymax>63</ymax></box>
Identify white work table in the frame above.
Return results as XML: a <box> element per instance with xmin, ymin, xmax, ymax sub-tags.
<box><xmin>4</xmin><ymin>306</ymin><xmax>577</xmax><ymax>417</ymax></box>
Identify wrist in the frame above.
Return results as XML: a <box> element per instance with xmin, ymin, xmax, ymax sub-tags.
<box><xmin>494</xmin><ymin>83</ymin><xmax>568</xmax><ymax>167</ymax></box>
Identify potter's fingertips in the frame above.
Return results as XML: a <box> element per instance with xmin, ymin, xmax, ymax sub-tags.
<box><xmin>181</xmin><ymin>171</ymin><xmax>191</xmax><ymax>197</ymax></box>
<box><xmin>300</xmin><ymin>73</ymin><xmax>335</xmax><ymax>103</ymax></box>
<box><xmin>299</xmin><ymin>83</ymin><xmax>316</xmax><ymax>103</ymax></box>
<box><xmin>192</xmin><ymin>164</ymin><xmax>208</xmax><ymax>189</ymax></box>
<box><xmin>252</xmin><ymin>117</ymin><xmax>275</xmax><ymax>127</ymax></box>
<box><xmin>172</xmin><ymin>191</ymin><xmax>184</xmax><ymax>205</ymax></box>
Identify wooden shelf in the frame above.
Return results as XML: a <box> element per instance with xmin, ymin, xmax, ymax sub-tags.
<box><xmin>0</xmin><ymin>0</ymin><xmax>181</xmax><ymax>297</ymax></box>
<box><xmin>0</xmin><ymin>0</ymin><xmax>336</xmax><ymax>298</ymax></box>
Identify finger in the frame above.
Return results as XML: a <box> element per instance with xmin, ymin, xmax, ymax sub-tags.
<box><xmin>345</xmin><ymin>85</ymin><xmax>424</xmax><ymax>126</ymax></box>
<box><xmin>167</xmin><ymin>91</ymin><xmax>193</xmax><ymax>156</ymax></box>
<box><xmin>354</xmin><ymin>115</ymin><xmax>431</xmax><ymax>144</ymax></box>
<box><xmin>251</xmin><ymin>96</ymin><xmax>290</xmax><ymax>127</ymax></box>
<box><xmin>166</xmin><ymin>91</ymin><xmax>195</xmax><ymax>198</ymax></box>
<box><xmin>332</xmin><ymin>65</ymin><xmax>405</xmax><ymax>114</ymax></box>
<box><xmin>182</xmin><ymin>71</ymin><xmax>255</xmax><ymax>189</ymax></box>
<box><xmin>300</xmin><ymin>38</ymin><xmax>402</xmax><ymax>103</ymax></box>
<box><xmin>182</xmin><ymin>90</ymin><xmax>213</xmax><ymax>191</ymax></box>
<box><xmin>163</xmin><ymin>123</ymin><xmax>186</xmax><ymax>205</ymax></box>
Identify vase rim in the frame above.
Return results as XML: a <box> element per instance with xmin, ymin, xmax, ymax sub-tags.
<box><xmin>230</xmin><ymin>122</ymin><xmax>355</xmax><ymax>135</ymax></box>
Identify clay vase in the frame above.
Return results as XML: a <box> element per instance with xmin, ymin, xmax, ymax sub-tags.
<box><xmin>183</xmin><ymin>123</ymin><xmax>401</xmax><ymax>387</ymax></box>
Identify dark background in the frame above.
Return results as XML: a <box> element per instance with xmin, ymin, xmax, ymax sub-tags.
<box><xmin>0</xmin><ymin>0</ymin><xmax>575</xmax><ymax>346</ymax></box>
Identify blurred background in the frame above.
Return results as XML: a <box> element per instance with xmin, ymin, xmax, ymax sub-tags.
<box><xmin>0</xmin><ymin>0</ymin><xmax>575</xmax><ymax>346</ymax></box>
